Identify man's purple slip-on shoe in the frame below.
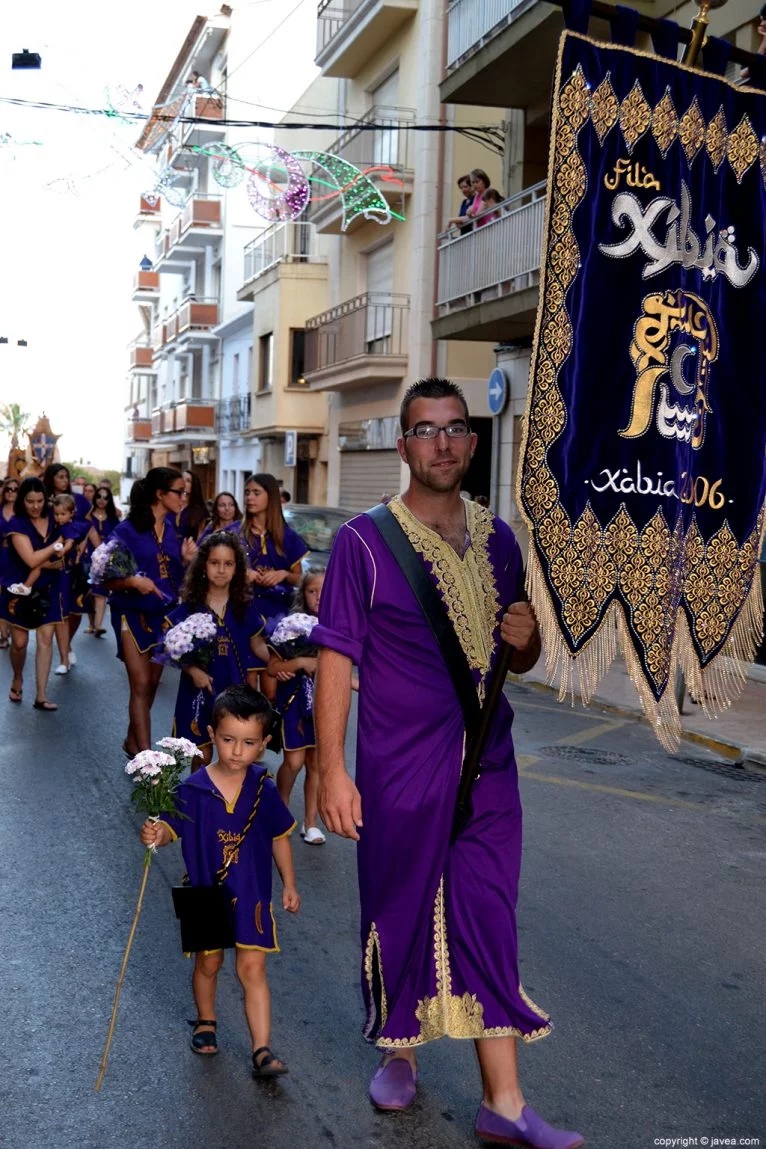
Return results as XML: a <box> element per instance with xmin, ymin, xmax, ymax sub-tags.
<box><xmin>368</xmin><ymin>1057</ymin><xmax>418</xmax><ymax>1111</ymax></box>
<box><xmin>475</xmin><ymin>1102</ymin><xmax>584</xmax><ymax>1149</ymax></box>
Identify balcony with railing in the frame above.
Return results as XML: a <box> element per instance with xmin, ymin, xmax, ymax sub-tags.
<box><xmin>217</xmin><ymin>394</ymin><xmax>252</xmax><ymax>435</ymax></box>
<box><xmin>305</xmin><ymin>292</ymin><xmax>409</xmax><ymax>391</ymax></box>
<box><xmin>316</xmin><ymin>0</ymin><xmax>418</xmax><ymax>77</ymax></box>
<box><xmin>181</xmin><ymin>94</ymin><xmax>226</xmax><ymax>150</ymax></box>
<box><xmin>131</xmin><ymin>270</ymin><xmax>160</xmax><ymax>302</ymax></box>
<box><xmin>441</xmin><ymin>0</ymin><xmax>562</xmax><ymax>107</ymax></box>
<box><xmin>151</xmin><ymin>401</ymin><xmax>218</xmax><ymax>440</ymax></box>
<box><xmin>155</xmin><ymin>195</ymin><xmax>223</xmax><ymax>267</ymax></box>
<box><xmin>127</xmin><ymin>417</ymin><xmax>153</xmax><ymax>442</ymax></box>
<box><xmin>177</xmin><ymin>297</ymin><xmax>220</xmax><ymax>338</ymax></box>
<box><xmin>238</xmin><ymin>221</ymin><xmax>326</xmax><ymax>300</ymax></box>
<box><xmin>432</xmin><ymin>182</ymin><xmax>545</xmax><ymax>342</ymax></box>
<box><xmin>129</xmin><ymin>338</ymin><xmax>155</xmax><ymax>371</ymax></box>
<box><xmin>134</xmin><ymin>193</ymin><xmax>161</xmax><ymax>229</ymax></box>
<box><xmin>310</xmin><ymin>106</ymin><xmax>415</xmax><ymax>234</ymax></box>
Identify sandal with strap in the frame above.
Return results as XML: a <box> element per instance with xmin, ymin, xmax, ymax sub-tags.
<box><xmin>252</xmin><ymin>1045</ymin><xmax>288</xmax><ymax>1077</ymax></box>
<box><xmin>188</xmin><ymin>1018</ymin><xmax>218</xmax><ymax>1055</ymax></box>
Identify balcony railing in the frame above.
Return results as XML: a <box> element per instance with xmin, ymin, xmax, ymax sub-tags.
<box><xmin>127</xmin><ymin>418</ymin><xmax>152</xmax><ymax>442</ymax></box>
<box><xmin>317</xmin><ymin>0</ymin><xmax>366</xmax><ymax>56</ymax></box>
<box><xmin>137</xmin><ymin>194</ymin><xmax>161</xmax><ymax>218</ymax></box>
<box><xmin>132</xmin><ymin>270</ymin><xmax>160</xmax><ymax>295</ymax></box>
<box><xmin>446</xmin><ymin>0</ymin><xmax>528</xmax><ymax>69</ymax></box>
<box><xmin>181</xmin><ymin>194</ymin><xmax>222</xmax><ymax>233</ymax></box>
<box><xmin>129</xmin><ymin>339</ymin><xmax>154</xmax><ymax>369</ymax></box>
<box><xmin>326</xmin><ymin>105</ymin><xmax>415</xmax><ymax>173</ymax></box>
<box><xmin>436</xmin><ymin>182</ymin><xmax>546</xmax><ymax>310</ymax></box>
<box><xmin>217</xmin><ymin>394</ymin><xmax>252</xmax><ymax>434</ymax></box>
<box><xmin>242</xmin><ymin>221</ymin><xmax>322</xmax><ymax>284</ymax></box>
<box><xmin>175</xmin><ymin>400</ymin><xmax>217</xmax><ymax>432</ymax></box>
<box><xmin>305</xmin><ymin>292</ymin><xmax>410</xmax><ymax>372</ymax></box>
<box><xmin>176</xmin><ymin>297</ymin><xmax>220</xmax><ymax>335</ymax></box>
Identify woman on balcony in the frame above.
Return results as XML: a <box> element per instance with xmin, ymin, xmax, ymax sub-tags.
<box><xmin>237</xmin><ymin>474</ymin><xmax>308</xmax><ymax>686</ymax></box>
<box><xmin>2</xmin><ymin>476</ymin><xmax>68</xmax><ymax>710</ymax></box>
<box><xmin>105</xmin><ymin>468</ymin><xmax>196</xmax><ymax>755</ymax></box>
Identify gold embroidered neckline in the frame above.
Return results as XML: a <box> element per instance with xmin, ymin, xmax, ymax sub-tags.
<box><xmin>389</xmin><ymin>496</ymin><xmax>500</xmax><ymax>677</ymax></box>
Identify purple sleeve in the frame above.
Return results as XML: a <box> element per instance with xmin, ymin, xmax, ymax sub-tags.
<box><xmin>261</xmin><ymin>776</ymin><xmax>296</xmax><ymax>840</ymax></box>
<box><xmin>313</xmin><ymin>521</ymin><xmax>374</xmax><ymax>664</ymax></box>
<box><xmin>245</xmin><ymin>601</ymin><xmax>265</xmax><ymax>637</ymax></box>
<box><xmin>283</xmin><ymin>525</ymin><xmax>309</xmax><ymax>569</ymax></box>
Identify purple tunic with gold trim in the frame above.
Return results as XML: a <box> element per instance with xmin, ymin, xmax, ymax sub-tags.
<box><xmin>0</xmin><ymin>514</ymin><xmax>66</xmax><ymax>628</ymax></box>
<box><xmin>165</xmin><ymin>599</ymin><xmax>266</xmax><ymax>748</ymax></box>
<box><xmin>233</xmin><ymin>522</ymin><xmax>309</xmax><ymax>627</ymax></box>
<box><xmin>108</xmin><ymin>518</ymin><xmax>183</xmax><ymax>659</ymax></box>
<box><xmin>313</xmin><ymin>496</ymin><xmax>553</xmax><ymax>1049</ymax></box>
<box><xmin>86</xmin><ymin>512</ymin><xmax>119</xmax><ymax>598</ymax></box>
<box><xmin>161</xmin><ymin>764</ymin><xmax>296</xmax><ymax>951</ymax></box>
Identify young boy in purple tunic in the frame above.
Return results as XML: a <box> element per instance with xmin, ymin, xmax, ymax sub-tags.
<box><xmin>164</xmin><ymin>532</ymin><xmax>271</xmax><ymax>766</ymax></box>
<box><xmin>141</xmin><ymin>685</ymin><xmax>300</xmax><ymax>1076</ymax></box>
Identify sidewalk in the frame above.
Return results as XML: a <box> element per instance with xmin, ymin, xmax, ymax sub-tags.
<box><xmin>510</xmin><ymin>656</ymin><xmax>766</xmax><ymax>769</ymax></box>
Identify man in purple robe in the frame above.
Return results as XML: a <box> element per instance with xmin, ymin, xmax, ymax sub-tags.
<box><xmin>314</xmin><ymin>379</ymin><xmax>583</xmax><ymax>1149</ymax></box>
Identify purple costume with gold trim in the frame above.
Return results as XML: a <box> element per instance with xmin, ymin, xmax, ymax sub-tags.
<box><xmin>108</xmin><ymin>518</ymin><xmax>183</xmax><ymax>659</ymax></box>
<box><xmin>161</xmin><ymin>764</ymin><xmax>296</xmax><ymax>951</ymax></box>
<box><xmin>0</xmin><ymin>514</ymin><xmax>66</xmax><ymax>628</ymax></box>
<box><xmin>314</xmin><ymin>497</ymin><xmax>553</xmax><ymax>1049</ymax></box>
<box><xmin>230</xmin><ymin>522</ymin><xmax>309</xmax><ymax>627</ymax></box>
<box><xmin>86</xmin><ymin>512</ymin><xmax>119</xmax><ymax>599</ymax></box>
<box><xmin>165</xmin><ymin>599</ymin><xmax>266</xmax><ymax>748</ymax></box>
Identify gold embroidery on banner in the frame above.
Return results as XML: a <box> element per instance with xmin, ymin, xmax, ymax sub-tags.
<box><xmin>388</xmin><ymin>498</ymin><xmax>500</xmax><ymax>680</ymax></box>
<box><xmin>760</xmin><ymin>137</ymin><xmax>766</xmax><ymax>191</ymax></box>
<box><xmin>590</xmin><ymin>74</ymin><xmax>619</xmax><ymax>144</ymax></box>
<box><xmin>678</xmin><ymin>97</ymin><xmax>706</xmax><ymax>165</ymax></box>
<box><xmin>619</xmin><ymin>81</ymin><xmax>652</xmax><ymax>153</ymax></box>
<box><xmin>727</xmin><ymin>115</ymin><xmax>759</xmax><ymax>184</ymax></box>
<box><xmin>651</xmin><ymin>88</ymin><xmax>678</xmax><ymax>158</ymax></box>
<box><xmin>706</xmin><ymin>106</ymin><xmax>728</xmax><ymax>172</ymax></box>
<box><xmin>515</xmin><ymin>34</ymin><xmax>766</xmax><ymax>752</ymax></box>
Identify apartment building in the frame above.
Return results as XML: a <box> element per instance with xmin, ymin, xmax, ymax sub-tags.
<box><xmin>301</xmin><ymin>0</ymin><xmax>502</xmax><ymax>510</ymax></box>
<box><xmin>124</xmin><ymin>5</ymin><xmax>326</xmax><ymax>505</ymax></box>
<box><xmin>435</xmin><ymin>0</ymin><xmax>762</xmax><ymax>539</ymax></box>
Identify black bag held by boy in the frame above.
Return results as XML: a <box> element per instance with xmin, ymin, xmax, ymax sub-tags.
<box><xmin>171</xmin><ymin>773</ymin><xmax>267</xmax><ymax>952</ymax></box>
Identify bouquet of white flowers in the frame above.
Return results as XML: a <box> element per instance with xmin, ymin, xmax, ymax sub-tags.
<box><xmin>158</xmin><ymin>611</ymin><xmax>218</xmax><ymax>669</ymax></box>
<box><xmin>269</xmin><ymin>612</ymin><xmax>319</xmax><ymax>660</ymax></box>
<box><xmin>89</xmin><ymin>538</ymin><xmax>137</xmax><ymax>585</ymax></box>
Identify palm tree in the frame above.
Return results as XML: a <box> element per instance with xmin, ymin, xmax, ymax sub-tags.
<box><xmin>0</xmin><ymin>403</ymin><xmax>30</xmax><ymax>447</ymax></box>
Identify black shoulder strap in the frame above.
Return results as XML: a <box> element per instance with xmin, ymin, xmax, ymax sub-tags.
<box><xmin>366</xmin><ymin>503</ymin><xmax>481</xmax><ymax>743</ymax></box>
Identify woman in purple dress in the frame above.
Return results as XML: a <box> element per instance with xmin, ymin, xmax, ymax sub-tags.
<box><xmin>106</xmin><ymin>468</ymin><xmax>195</xmax><ymax>755</ymax></box>
<box><xmin>164</xmin><ymin>531</ymin><xmax>270</xmax><ymax>765</ymax></box>
<box><xmin>0</xmin><ymin>476</ymin><xmax>19</xmax><ymax>649</ymax></box>
<box><xmin>176</xmin><ymin>470</ymin><xmax>210</xmax><ymax>541</ymax></box>
<box><xmin>86</xmin><ymin>485</ymin><xmax>120</xmax><ymax>636</ymax></box>
<box><xmin>1</xmin><ymin>477</ymin><xmax>67</xmax><ymax>711</ymax></box>
<box><xmin>199</xmin><ymin>491</ymin><xmax>241</xmax><ymax>541</ymax></box>
<box><xmin>237</xmin><ymin>474</ymin><xmax>308</xmax><ymax>626</ymax></box>
<box><xmin>43</xmin><ymin>464</ymin><xmax>91</xmax><ymax>667</ymax></box>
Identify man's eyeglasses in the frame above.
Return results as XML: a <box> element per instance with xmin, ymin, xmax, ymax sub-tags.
<box><xmin>403</xmin><ymin>421</ymin><xmax>471</xmax><ymax>441</ymax></box>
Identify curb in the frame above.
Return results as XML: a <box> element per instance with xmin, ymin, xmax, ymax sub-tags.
<box><xmin>507</xmin><ymin>673</ymin><xmax>765</xmax><ymax>773</ymax></box>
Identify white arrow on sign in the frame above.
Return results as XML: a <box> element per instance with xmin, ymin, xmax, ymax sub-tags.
<box><xmin>490</xmin><ymin>379</ymin><xmax>504</xmax><ymax>402</ymax></box>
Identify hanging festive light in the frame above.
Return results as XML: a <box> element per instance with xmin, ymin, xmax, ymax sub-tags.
<box><xmin>246</xmin><ymin>144</ymin><xmax>310</xmax><ymax>222</ymax></box>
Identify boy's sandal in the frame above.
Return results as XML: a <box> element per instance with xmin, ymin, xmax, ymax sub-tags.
<box><xmin>252</xmin><ymin>1046</ymin><xmax>288</xmax><ymax>1077</ymax></box>
<box><xmin>188</xmin><ymin>1018</ymin><xmax>218</xmax><ymax>1055</ymax></box>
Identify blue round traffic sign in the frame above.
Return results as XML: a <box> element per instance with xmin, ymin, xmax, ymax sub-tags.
<box><xmin>487</xmin><ymin>368</ymin><xmax>508</xmax><ymax>416</ymax></box>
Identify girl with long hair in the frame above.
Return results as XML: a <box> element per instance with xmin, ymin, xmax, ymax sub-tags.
<box><xmin>269</xmin><ymin>570</ymin><xmax>325</xmax><ymax>844</ymax></box>
<box><xmin>237</xmin><ymin>473</ymin><xmax>307</xmax><ymax>629</ymax></box>
<box><xmin>106</xmin><ymin>468</ymin><xmax>196</xmax><ymax>754</ymax></box>
<box><xmin>86</xmin><ymin>485</ymin><xmax>120</xmax><ymax>637</ymax></box>
<box><xmin>1</xmin><ymin>477</ymin><xmax>68</xmax><ymax>710</ymax></box>
<box><xmin>164</xmin><ymin>531</ymin><xmax>271</xmax><ymax>766</ymax></box>
<box><xmin>200</xmin><ymin>490</ymin><xmax>241</xmax><ymax>538</ymax></box>
<box><xmin>42</xmin><ymin>463</ymin><xmax>91</xmax><ymax>666</ymax></box>
<box><xmin>177</xmin><ymin>469</ymin><xmax>210</xmax><ymax>541</ymax></box>
<box><xmin>0</xmin><ymin>476</ymin><xmax>19</xmax><ymax>649</ymax></box>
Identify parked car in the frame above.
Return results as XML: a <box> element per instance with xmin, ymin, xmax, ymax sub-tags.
<box><xmin>283</xmin><ymin>504</ymin><xmax>355</xmax><ymax>568</ymax></box>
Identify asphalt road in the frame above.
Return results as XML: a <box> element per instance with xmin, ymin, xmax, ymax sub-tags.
<box><xmin>0</xmin><ymin>633</ymin><xmax>763</xmax><ymax>1149</ymax></box>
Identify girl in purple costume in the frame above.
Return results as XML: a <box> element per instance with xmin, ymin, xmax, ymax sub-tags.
<box><xmin>85</xmin><ymin>485</ymin><xmax>120</xmax><ymax>636</ymax></box>
<box><xmin>198</xmin><ymin>491</ymin><xmax>241</xmax><ymax>542</ymax></box>
<box><xmin>176</xmin><ymin>469</ymin><xmax>210</xmax><ymax>542</ymax></box>
<box><xmin>268</xmin><ymin>571</ymin><xmax>325</xmax><ymax>845</ymax></box>
<box><xmin>164</xmin><ymin>532</ymin><xmax>271</xmax><ymax>766</ymax></box>
<box><xmin>106</xmin><ymin>468</ymin><xmax>196</xmax><ymax>755</ymax></box>
<box><xmin>0</xmin><ymin>477</ymin><xmax>20</xmax><ymax>649</ymax></box>
<box><xmin>50</xmin><ymin>495</ymin><xmax>85</xmax><ymax>675</ymax></box>
<box><xmin>140</xmin><ymin>685</ymin><xmax>299</xmax><ymax>1073</ymax></box>
<box><xmin>1</xmin><ymin>477</ymin><xmax>67</xmax><ymax>711</ymax></box>
<box><xmin>43</xmin><ymin>464</ymin><xmax>91</xmax><ymax>666</ymax></box>
<box><xmin>237</xmin><ymin>472</ymin><xmax>308</xmax><ymax>643</ymax></box>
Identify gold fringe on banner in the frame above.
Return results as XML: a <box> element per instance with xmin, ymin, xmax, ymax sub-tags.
<box><xmin>527</xmin><ymin>547</ymin><xmax>764</xmax><ymax>753</ymax></box>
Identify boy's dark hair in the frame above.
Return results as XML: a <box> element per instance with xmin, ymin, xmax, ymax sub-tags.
<box><xmin>457</xmin><ymin>173</ymin><xmax>471</xmax><ymax>187</ymax></box>
<box><xmin>400</xmin><ymin>378</ymin><xmax>470</xmax><ymax>434</ymax></box>
<box><xmin>211</xmin><ymin>684</ymin><xmax>272</xmax><ymax>734</ymax></box>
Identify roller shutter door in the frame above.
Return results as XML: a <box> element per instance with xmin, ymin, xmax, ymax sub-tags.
<box><xmin>339</xmin><ymin>450</ymin><xmax>401</xmax><ymax>512</ymax></box>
